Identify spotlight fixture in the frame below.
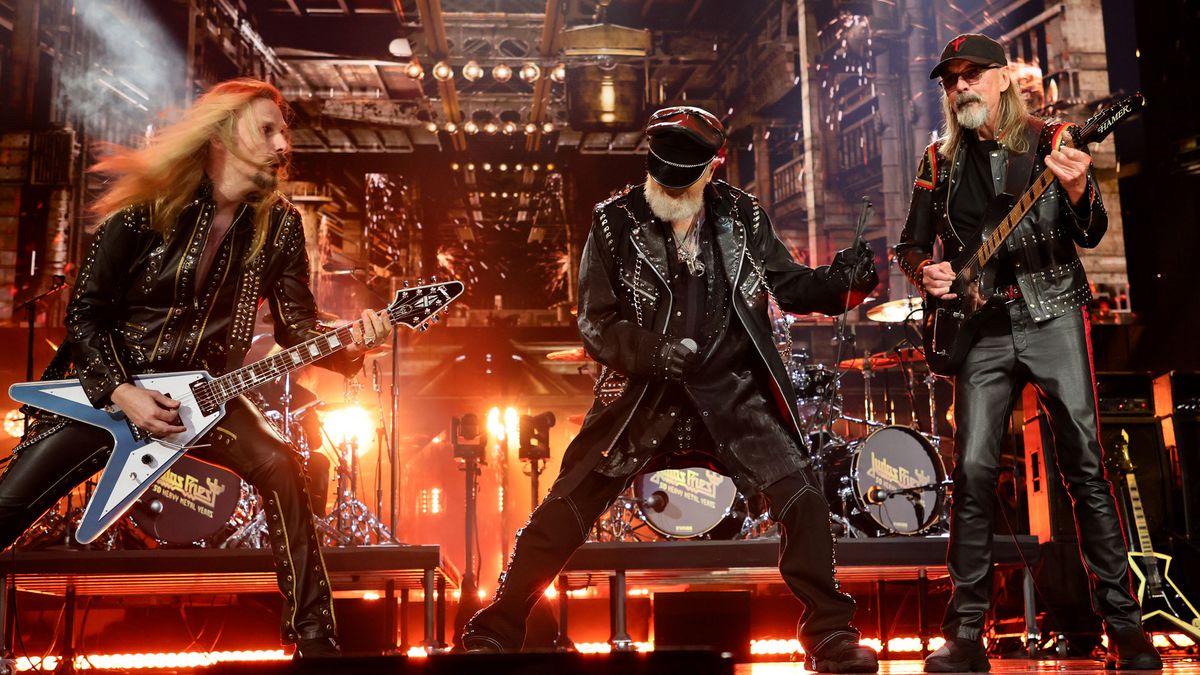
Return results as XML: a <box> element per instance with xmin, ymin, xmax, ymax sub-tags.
<box><xmin>484</xmin><ymin>121</ymin><xmax>499</xmax><ymax>134</ymax></box>
<box><xmin>451</xmin><ymin>162</ymin><xmax>461</xmax><ymax>171</ymax></box>
<box><xmin>546</xmin><ymin>163</ymin><xmax>555</xmax><ymax>171</ymax></box>
<box><xmin>424</xmin><ymin>121</ymin><xmax>439</xmax><ymax>133</ymax></box>
<box><xmin>524</xmin><ymin>122</ymin><xmax>538</xmax><ymax>134</ymax></box>
<box><xmin>466</xmin><ymin>163</ymin><xmax>476</xmax><ymax>171</ymax></box>
<box><xmin>502</xmin><ymin>121</ymin><xmax>517</xmax><ymax>135</ymax></box>
<box><xmin>405</xmin><ymin>61</ymin><xmax>425</xmax><ymax>80</ymax></box>
<box><xmin>514</xmin><ymin>163</ymin><xmax>523</xmax><ymax>171</ymax></box>
<box><xmin>531</xmin><ymin>163</ymin><xmax>540</xmax><ymax>171</ymax></box>
<box><xmin>432</xmin><ymin>61</ymin><xmax>454</xmax><ymax>81</ymax></box>
<box><xmin>519</xmin><ymin>62</ymin><xmax>541</xmax><ymax>83</ymax></box>
<box><xmin>492</xmin><ymin>63</ymin><xmax>513</xmax><ymax>82</ymax></box>
<box><xmin>549</xmin><ymin>63</ymin><xmax>566</xmax><ymax>83</ymax></box>
<box><xmin>482</xmin><ymin>162</ymin><xmax>492</xmax><ymax>171</ymax></box>
<box><xmin>498</xmin><ymin>163</ymin><xmax>508</xmax><ymax>172</ymax></box>
<box><xmin>462</xmin><ymin>60</ymin><xmax>484</xmax><ymax>82</ymax></box>
<box><xmin>542</xmin><ymin>122</ymin><xmax>555</xmax><ymax>134</ymax></box>
<box><xmin>443</xmin><ymin>121</ymin><xmax>458</xmax><ymax>133</ymax></box>
<box><xmin>463</xmin><ymin>120</ymin><xmax>480</xmax><ymax>134</ymax></box>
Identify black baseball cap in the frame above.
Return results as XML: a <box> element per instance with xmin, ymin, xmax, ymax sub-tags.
<box><xmin>928</xmin><ymin>33</ymin><xmax>1007</xmax><ymax>80</ymax></box>
<box><xmin>644</xmin><ymin>106</ymin><xmax>726</xmax><ymax>189</ymax></box>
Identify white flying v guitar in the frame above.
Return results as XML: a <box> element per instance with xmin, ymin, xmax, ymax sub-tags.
<box><xmin>10</xmin><ymin>279</ymin><xmax>463</xmax><ymax>544</ymax></box>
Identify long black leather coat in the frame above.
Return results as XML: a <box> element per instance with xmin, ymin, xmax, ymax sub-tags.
<box><xmin>552</xmin><ymin>180</ymin><xmax>874</xmax><ymax>496</ymax></box>
<box><xmin>65</xmin><ymin>184</ymin><xmax>360</xmax><ymax>410</ymax></box>
<box><xmin>894</xmin><ymin>116</ymin><xmax>1106</xmax><ymax>322</ymax></box>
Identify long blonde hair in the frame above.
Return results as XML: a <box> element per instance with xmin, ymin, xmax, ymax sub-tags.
<box><xmin>90</xmin><ymin>78</ymin><xmax>291</xmax><ymax>258</ymax></box>
<box><xmin>938</xmin><ymin>81</ymin><xmax>1030</xmax><ymax>160</ymax></box>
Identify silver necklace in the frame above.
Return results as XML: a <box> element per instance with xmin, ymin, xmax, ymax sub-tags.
<box><xmin>673</xmin><ymin>216</ymin><xmax>705</xmax><ymax>277</ymax></box>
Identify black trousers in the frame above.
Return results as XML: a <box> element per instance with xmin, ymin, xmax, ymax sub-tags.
<box><xmin>0</xmin><ymin>396</ymin><xmax>335</xmax><ymax>644</ymax></box>
<box><xmin>943</xmin><ymin>301</ymin><xmax>1141</xmax><ymax>640</ymax></box>
<box><xmin>461</xmin><ymin>463</ymin><xmax>859</xmax><ymax>654</ymax></box>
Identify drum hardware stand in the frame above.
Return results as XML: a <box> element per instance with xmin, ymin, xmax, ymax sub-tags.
<box><xmin>518</xmin><ymin>412</ymin><xmax>555</xmax><ymax>511</ymax></box>
<box><xmin>451</xmin><ymin>414</ymin><xmax>487</xmax><ymax>632</ymax></box>
<box><xmin>17</xmin><ymin>274</ymin><xmax>68</xmax><ymax>434</ymax></box>
<box><xmin>318</xmin><ymin>383</ymin><xmax>393</xmax><ymax>546</ymax></box>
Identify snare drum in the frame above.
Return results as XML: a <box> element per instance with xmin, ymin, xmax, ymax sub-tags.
<box><xmin>822</xmin><ymin>426</ymin><xmax>946</xmax><ymax>536</ymax></box>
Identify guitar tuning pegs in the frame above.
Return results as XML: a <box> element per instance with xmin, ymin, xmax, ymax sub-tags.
<box><xmin>430</xmin><ymin>275</ymin><xmax>438</xmax><ymax>282</ymax></box>
<box><xmin>419</xmin><ymin>325</ymin><xmax>427</xmax><ymax>332</ymax></box>
<box><xmin>416</xmin><ymin>276</ymin><xmax>424</xmax><ymax>285</ymax></box>
<box><xmin>403</xmin><ymin>280</ymin><xmax>411</xmax><ymax>288</ymax></box>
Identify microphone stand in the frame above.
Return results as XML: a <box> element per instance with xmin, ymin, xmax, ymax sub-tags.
<box><xmin>17</xmin><ymin>275</ymin><xmax>69</xmax><ymax>433</ymax></box>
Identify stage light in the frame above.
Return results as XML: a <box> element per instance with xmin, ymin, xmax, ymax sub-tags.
<box><xmin>4</xmin><ymin>409</ymin><xmax>24</xmax><ymax>438</ymax></box>
<box><xmin>502</xmin><ymin>120</ymin><xmax>517</xmax><ymax>134</ymax></box>
<box><xmin>451</xmin><ymin>162</ymin><xmax>460</xmax><ymax>171</ymax></box>
<box><xmin>432</xmin><ymin>61</ymin><xmax>453</xmax><ymax>81</ymax></box>
<box><xmin>484</xmin><ymin>121</ymin><xmax>499</xmax><ymax>134</ymax></box>
<box><xmin>542</xmin><ymin>121</ymin><xmax>555</xmax><ymax>134</ymax></box>
<box><xmin>463</xmin><ymin>120</ymin><xmax>480</xmax><ymax>134</ymax></box>
<box><xmin>524</xmin><ymin>122</ymin><xmax>538</xmax><ymax>134</ymax></box>
<box><xmin>405</xmin><ymin>61</ymin><xmax>424</xmax><ymax>80</ymax></box>
<box><xmin>462</xmin><ymin>60</ymin><xmax>484</xmax><ymax>82</ymax></box>
<box><xmin>321</xmin><ymin>405</ymin><xmax>374</xmax><ymax>453</ymax></box>
<box><xmin>514</xmin><ymin>163</ymin><xmax>523</xmax><ymax>171</ymax></box>
<box><xmin>492</xmin><ymin>63</ymin><xmax>513</xmax><ymax>82</ymax></box>
<box><xmin>388</xmin><ymin>38</ymin><xmax>412</xmax><ymax>57</ymax></box>
<box><xmin>466</xmin><ymin>162</ymin><xmax>475</xmax><ymax>170</ymax></box>
<box><xmin>498</xmin><ymin>163</ymin><xmax>508</xmax><ymax>171</ymax></box>
<box><xmin>424</xmin><ymin>121</ymin><xmax>438</xmax><ymax>133</ymax></box>
<box><xmin>363</xmin><ymin>591</ymin><xmax>381</xmax><ymax>600</ymax></box>
<box><xmin>550</xmin><ymin>63</ymin><xmax>567</xmax><ymax>83</ymax></box>
<box><xmin>482</xmin><ymin>162</ymin><xmax>492</xmax><ymax>171</ymax></box>
<box><xmin>531</xmin><ymin>163</ymin><xmax>540</xmax><ymax>171</ymax></box>
<box><xmin>519</xmin><ymin>62</ymin><xmax>541</xmax><ymax>82</ymax></box>
<box><xmin>546</xmin><ymin>163</ymin><xmax>555</xmax><ymax>171</ymax></box>
<box><xmin>443</xmin><ymin>121</ymin><xmax>458</xmax><ymax>133</ymax></box>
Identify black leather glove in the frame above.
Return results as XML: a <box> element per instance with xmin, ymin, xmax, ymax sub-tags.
<box><xmin>656</xmin><ymin>338</ymin><xmax>701</xmax><ymax>380</ymax></box>
<box><xmin>829</xmin><ymin>240</ymin><xmax>879</xmax><ymax>295</ymax></box>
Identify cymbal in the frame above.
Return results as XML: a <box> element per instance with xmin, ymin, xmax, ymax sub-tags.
<box><xmin>547</xmin><ymin>347</ymin><xmax>591</xmax><ymax>362</ymax></box>
<box><xmin>838</xmin><ymin>353</ymin><xmax>900</xmax><ymax>371</ymax></box>
<box><xmin>838</xmin><ymin>348</ymin><xmax>926</xmax><ymax>371</ymax></box>
<box><xmin>866</xmin><ymin>297</ymin><xmax>923</xmax><ymax>323</ymax></box>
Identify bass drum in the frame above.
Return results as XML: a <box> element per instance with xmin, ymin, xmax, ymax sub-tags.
<box><xmin>633</xmin><ymin>467</ymin><xmax>742</xmax><ymax>539</ymax></box>
<box><xmin>129</xmin><ymin>455</ymin><xmax>244</xmax><ymax>546</ymax></box>
<box><xmin>822</xmin><ymin>426</ymin><xmax>945</xmax><ymax>536</ymax></box>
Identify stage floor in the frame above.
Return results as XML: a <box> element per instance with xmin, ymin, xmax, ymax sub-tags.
<box><xmin>736</xmin><ymin>658</ymin><xmax>1200</xmax><ymax>674</ymax></box>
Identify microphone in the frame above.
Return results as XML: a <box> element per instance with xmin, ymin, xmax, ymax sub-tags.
<box><xmin>643</xmin><ymin>490</ymin><xmax>669</xmax><ymax>513</ymax></box>
<box><xmin>865</xmin><ymin>485</ymin><xmax>888</xmax><ymax>505</ymax></box>
<box><xmin>371</xmin><ymin>361</ymin><xmax>382</xmax><ymax>393</ymax></box>
<box><xmin>679</xmin><ymin>338</ymin><xmax>698</xmax><ymax>353</ymax></box>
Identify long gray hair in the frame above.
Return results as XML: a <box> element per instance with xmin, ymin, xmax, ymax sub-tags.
<box><xmin>938</xmin><ymin>82</ymin><xmax>1030</xmax><ymax>160</ymax></box>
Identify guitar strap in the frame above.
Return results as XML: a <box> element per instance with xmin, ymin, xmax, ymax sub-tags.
<box><xmin>1002</xmin><ymin>119</ymin><xmax>1042</xmax><ymax>197</ymax></box>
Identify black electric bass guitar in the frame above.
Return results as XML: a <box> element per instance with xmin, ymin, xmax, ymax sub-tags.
<box><xmin>923</xmin><ymin>93</ymin><xmax>1145</xmax><ymax>376</ymax></box>
<box><xmin>1107</xmin><ymin>429</ymin><xmax>1200</xmax><ymax>642</ymax></box>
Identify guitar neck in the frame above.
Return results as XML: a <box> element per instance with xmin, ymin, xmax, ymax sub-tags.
<box><xmin>961</xmin><ymin>167</ymin><xmax>1057</xmax><ymax>279</ymax></box>
<box><xmin>1126</xmin><ymin>473</ymin><xmax>1156</xmax><ymax>556</ymax></box>
<box><xmin>203</xmin><ymin>311</ymin><xmax>383</xmax><ymax>406</ymax></box>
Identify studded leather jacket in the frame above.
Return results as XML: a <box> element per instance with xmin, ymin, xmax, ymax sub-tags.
<box><xmin>65</xmin><ymin>184</ymin><xmax>360</xmax><ymax>410</ymax></box>
<box><xmin>894</xmin><ymin>116</ymin><xmax>1106</xmax><ymax>323</ymax></box>
<box><xmin>551</xmin><ymin>180</ymin><xmax>876</xmax><ymax>495</ymax></box>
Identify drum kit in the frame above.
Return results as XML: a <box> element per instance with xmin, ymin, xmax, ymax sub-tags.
<box><xmin>578</xmin><ymin>296</ymin><xmax>955</xmax><ymax>543</ymax></box>
<box><xmin>15</xmin><ymin>334</ymin><xmax>394</xmax><ymax>551</ymax></box>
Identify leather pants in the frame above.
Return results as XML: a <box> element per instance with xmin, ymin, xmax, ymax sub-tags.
<box><xmin>943</xmin><ymin>302</ymin><xmax>1141</xmax><ymax>641</ymax></box>
<box><xmin>461</xmin><ymin>466</ymin><xmax>859</xmax><ymax>653</ymax></box>
<box><xmin>0</xmin><ymin>396</ymin><xmax>335</xmax><ymax>644</ymax></box>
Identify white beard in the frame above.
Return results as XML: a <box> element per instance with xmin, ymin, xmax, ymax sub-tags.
<box><xmin>954</xmin><ymin>93</ymin><xmax>989</xmax><ymax>130</ymax></box>
<box><xmin>643</xmin><ymin>173</ymin><xmax>706</xmax><ymax>222</ymax></box>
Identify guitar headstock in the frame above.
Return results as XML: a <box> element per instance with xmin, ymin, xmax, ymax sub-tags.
<box><xmin>387</xmin><ymin>280</ymin><xmax>465</xmax><ymax>330</ymax></box>
<box><xmin>1104</xmin><ymin>428</ymin><xmax>1135</xmax><ymax>475</ymax></box>
<box><xmin>1070</xmin><ymin>93</ymin><xmax>1145</xmax><ymax>148</ymax></box>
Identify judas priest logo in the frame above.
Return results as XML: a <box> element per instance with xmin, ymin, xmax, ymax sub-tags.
<box><xmin>155</xmin><ymin>468</ymin><xmax>228</xmax><ymax>510</ymax></box>
<box><xmin>650</xmin><ymin>468</ymin><xmax>720</xmax><ymax>500</ymax></box>
<box><xmin>867</xmin><ymin>453</ymin><xmax>931</xmax><ymax>490</ymax></box>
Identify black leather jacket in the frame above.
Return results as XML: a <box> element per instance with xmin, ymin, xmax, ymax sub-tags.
<box><xmin>894</xmin><ymin>116</ymin><xmax>1106</xmax><ymax>322</ymax></box>
<box><xmin>65</xmin><ymin>185</ymin><xmax>360</xmax><ymax>409</ymax></box>
<box><xmin>551</xmin><ymin>180</ymin><xmax>876</xmax><ymax>495</ymax></box>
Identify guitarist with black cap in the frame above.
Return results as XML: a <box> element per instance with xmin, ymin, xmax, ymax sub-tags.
<box><xmin>895</xmin><ymin>33</ymin><xmax>1160</xmax><ymax>671</ymax></box>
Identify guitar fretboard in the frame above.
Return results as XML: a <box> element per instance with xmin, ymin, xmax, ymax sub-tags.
<box><xmin>198</xmin><ymin>311</ymin><xmax>385</xmax><ymax>408</ymax></box>
<box><xmin>1126</xmin><ymin>475</ymin><xmax>1156</xmax><ymax>555</ymax></box>
<box><xmin>958</xmin><ymin>167</ymin><xmax>1057</xmax><ymax>282</ymax></box>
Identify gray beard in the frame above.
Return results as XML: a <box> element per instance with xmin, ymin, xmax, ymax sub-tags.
<box><xmin>643</xmin><ymin>174</ymin><xmax>705</xmax><ymax>222</ymax></box>
<box><xmin>954</xmin><ymin>95</ymin><xmax>989</xmax><ymax>130</ymax></box>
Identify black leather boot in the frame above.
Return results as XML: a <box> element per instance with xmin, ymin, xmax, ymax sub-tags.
<box><xmin>806</xmin><ymin>637</ymin><xmax>879</xmax><ymax>673</ymax></box>
<box><xmin>924</xmin><ymin>638</ymin><xmax>990</xmax><ymax>673</ymax></box>
<box><xmin>1106</xmin><ymin>628</ymin><xmax>1162</xmax><ymax>670</ymax></box>
<box><xmin>460</xmin><ymin>495</ymin><xmax>594</xmax><ymax>652</ymax></box>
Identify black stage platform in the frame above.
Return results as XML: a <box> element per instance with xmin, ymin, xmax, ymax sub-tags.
<box><xmin>0</xmin><ymin>545</ymin><xmax>460</xmax><ymax>652</ymax></box>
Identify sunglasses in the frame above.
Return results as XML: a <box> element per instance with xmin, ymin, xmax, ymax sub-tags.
<box><xmin>939</xmin><ymin>64</ymin><xmax>1001</xmax><ymax>91</ymax></box>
